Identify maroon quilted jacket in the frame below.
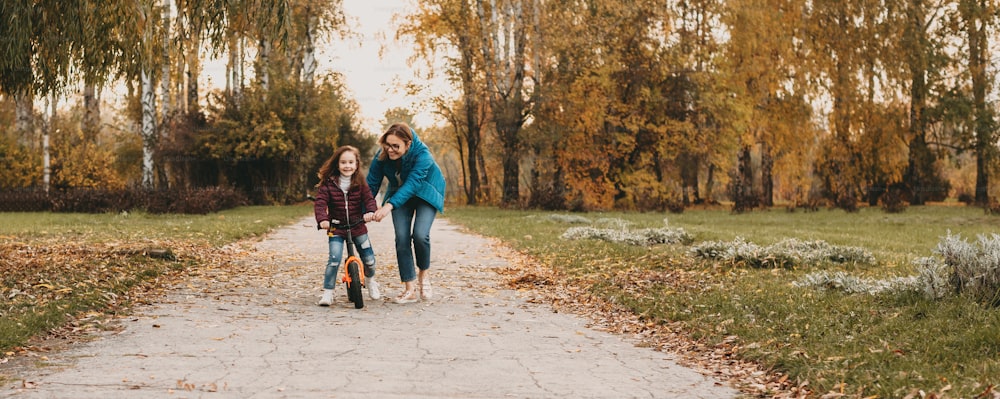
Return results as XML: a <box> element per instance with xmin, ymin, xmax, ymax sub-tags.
<box><xmin>313</xmin><ymin>177</ymin><xmax>378</xmax><ymax>238</ymax></box>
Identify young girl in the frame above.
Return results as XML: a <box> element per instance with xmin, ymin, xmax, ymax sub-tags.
<box><xmin>313</xmin><ymin>145</ymin><xmax>381</xmax><ymax>306</ymax></box>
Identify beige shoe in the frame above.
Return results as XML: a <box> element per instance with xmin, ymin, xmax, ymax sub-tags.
<box><xmin>419</xmin><ymin>278</ymin><xmax>433</xmax><ymax>300</ymax></box>
<box><xmin>394</xmin><ymin>289</ymin><xmax>418</xmax><ymax>304</ymax></box>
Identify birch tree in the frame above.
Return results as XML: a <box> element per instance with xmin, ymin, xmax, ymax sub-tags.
<box><xmin>402</xmin><ymin>0</ymin><xmax>490</xmax><ymax>205</ymax></box>
<box><xmin>476</xmin><ymin>0</ymin><xmax>537</xmax><ymax>206</ymax></box>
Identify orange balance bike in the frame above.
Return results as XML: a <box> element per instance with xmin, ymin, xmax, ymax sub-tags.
<box><xmin>328</xmin><ymin>218</ymin><xmax>365</xmax><ymax>309</ymax></box>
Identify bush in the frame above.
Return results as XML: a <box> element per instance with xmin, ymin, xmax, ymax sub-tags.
<box><xmin>957</xmin><ymin>192</ymin><xmax>975</xmax><ymax>205</ymax></box>
<box><xmin>880</xmin><ymin>187</ymin><xmax>908</xmax><ymax>213</ymax></box>
<box><xmin>934</xmin><ymin>232</ymin><xmax>1000</xmax><ymax>306</ymax></box>
<box><xmin>50</xmin><ymin>189</ymin><xmax>135</xmax><ymax>213</ymax></box>
<box><xmin>690</xmin><ymin>237</ymin><xmax>876</xmax><ymax>268</ymax></box>
<box><xmin>0</xmin><ymin>189</ymin><xmax>50</xmax><ymax>212</ymax></box>
<box><xmin>985</xmin><ymin>200</ymin><xmax>1000</xmax><ymax>216</ymax></box>
<box><xmin>0</xmin><ymin>186</ymin><xmax>247</xmax><ymax>214</ymax></box>
<box><xmin>141</xmin><ymin>187</ymin><xmax>249</xmax><ymax>214</ymax></box>
<box><xmin>560</xmin><ymin>218</ymin><xmax>693</xmax><ymax>246</ymax></box>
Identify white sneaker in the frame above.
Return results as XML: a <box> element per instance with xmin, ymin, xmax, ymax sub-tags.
<box><xmin>367</xmin><ymin>278</ymin><xmax>382</xmax><ymax>300</ymax></box>
<box><xmin>420</xmin><ymin>279</ymin><xmax>433</xmax><ymax>300</ymax></box>
<box><xmin>318</xmin><ymin>289</ymin><xmax>334</xmax><ymax>306</ymax></box>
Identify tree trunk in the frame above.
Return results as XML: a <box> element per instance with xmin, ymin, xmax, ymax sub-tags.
<box><xmin>477</xmin><ymin>0</ymin><xmax>530</xmax><ymax>206</ymax></box>
<box><xmin>161</xmin><ymin>0</ymin><xmax>172</xmax><ymax>121</ymax></box>
<box><xmin>227</xmin><ymin>36</ymin><xmax>244</xmax><ymax>98</ymax></box>
<box><xmin>966</xmin><ymin>0</ymin><xmax>991</xmax><ymax>205</ymax></box>
<box><xmin>82</xmin><ymin>83</ymin><xmax>101</xmax><ymax>142</ymax></box>
<box><xmin>142</xmin><ymin>69</ymin><xmax>157</xmax><ymax>188</ymax></box>
<box><xmin>43</xmin><ymin>94</ymin><xmax>55</xmax><ymax>192</ymax></box>
<box><xmin>905</xmin><ymin>0</ymin><xmax>930</xmax><ymax>206</ymax></box>
<box><xmin>15</xmin><ymin>90</ymin><xmax>34</xmax><ymax>143</ymax></box>
<box><xmin>732</xmin><ymin>145</ymin><xmax>756</xmax><ymax>212</ymax></box>
<box><xmin>258</xmin><ymin>39</ymin><xmax>271</xmax><ymax>91</ymax></box>
<box><xmin>760</xmin><ymin>141</ymin><xmax>774</xmax><ymax>207</ymax></box>
<box><xmin>499</xmin><ymin>121</ymin><xmax>521</xmax><ymax>206</ymax></box>
<box><xmin>705</xmin><ymin>162</ymin><xmax>716</xmax><ymax>203</ymax></box>
<box><xmin>459</xmin><ymin>33</ymin><xmax>482</xmax><ymax>205</ymax></box>
<box><xmin>187</xmin><ymin>34</ymin><xmax>201</xmax><ymax>115</ymax></box>
<box><xmin>302</xmin><ymin>14</ymin><xmax>317</xmax><ymax>85</ymax></box>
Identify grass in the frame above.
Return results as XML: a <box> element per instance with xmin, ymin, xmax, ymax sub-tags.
<box><xmin>442</xmin><ymin>205</ymin><xmax>1000</xmax><ymax>398</ymax></box>
<box><xmin>0</xmin><ymin>205</ymin><xmax>312</xmax><ymax>246</ymax></box>
<box><xmin>0</xmin><ymin>205</ymin><xmax>311</xmax><ymax>356</ymax></box>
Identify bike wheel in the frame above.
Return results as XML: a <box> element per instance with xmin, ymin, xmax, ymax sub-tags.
<box><xmin>346</xmin><ymin>260</ymin><xmax>364</xmax><ymax>309</ymax></box>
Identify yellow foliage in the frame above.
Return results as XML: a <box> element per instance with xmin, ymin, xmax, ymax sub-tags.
<box><xmin>50</xmin><ymin>128</ymin><xmax>125</xmax><ymax>190</ymax></box>
<box><xmin>0</xmin><ymin>134</ymin><xmax>40</xmax><ymax>188</ymax></box>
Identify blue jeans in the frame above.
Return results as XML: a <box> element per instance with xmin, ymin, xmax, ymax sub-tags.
<box><xmin>324</xmin><ymin>233</ymin><xmax>376</xmax><ymax>290</ymax></box>
<box><xmin>391</xmin><ymin>198</ymin><xmax>437</xmax><ymax>283</ymax></box>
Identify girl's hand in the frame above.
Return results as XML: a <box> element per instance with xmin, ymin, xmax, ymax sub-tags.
<box><xmin>320</xmin><ymin>220</ymin><xmax>330</xmax><ymax>230</ymax></box>
<box><xmin>374</xmin><ymin>203</ymin><xmax>394</xmax><ymax>222</ymax></box>
<box><xmin>363</xmin><ymin>212</ymin><xmax>375</xmax><ymax>222</ymax></box>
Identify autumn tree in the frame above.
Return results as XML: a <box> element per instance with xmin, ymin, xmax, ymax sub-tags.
<box><xmin>723</xmin><ymin>0</ymin><xmax>811</xmax><ymax>209</ymax></box>
<box><xmin>401</xmin><ymin>0</ymin><xmax>490</xmax><ymax>205</ymax></box>
<box><xmin>476</xmin><ymin>0</ymin><xmax>538</xmax><ymax>206</ymax></box>
<box><xmin>956</xmin><ymin>0</ymin><xmax>997</xmax><ymax>205</ymax></box>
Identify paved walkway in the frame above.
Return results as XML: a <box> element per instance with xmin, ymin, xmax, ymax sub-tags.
<box><xmin>2</xmin><ymin>216</ymin><xmax>739</xmax><ymax>398</ymax></box>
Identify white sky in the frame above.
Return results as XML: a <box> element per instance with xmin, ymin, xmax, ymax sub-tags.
<box><xmin>59</xmin><ymin>0</ymin><xmax>451</xmax><ymax>137</ymax></box>
<box><xmin>201</xmin><ymin>0</ymin><xmax>449</xmax><ymax>136</ymax></box>
<box><xmin>331</xmin><ymin>0</ymin><xmax>436</xmax><ymax>135</ymax></box>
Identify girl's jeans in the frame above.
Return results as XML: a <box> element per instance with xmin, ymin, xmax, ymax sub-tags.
<box><xmin>324</xmin><ymin>233</ymin><xmax>376</xmax><ymax>290</ymax></box>
<box><xmin>390</xmin><ymin>198</ymin><xmax>437</xmax><ymax>283</ymax></box>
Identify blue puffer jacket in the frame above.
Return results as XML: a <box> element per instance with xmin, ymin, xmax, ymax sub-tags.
<box><xmin>366</xmin><ymin>130</ymin><xmax>446</xmax><ymax>213</ymax></box>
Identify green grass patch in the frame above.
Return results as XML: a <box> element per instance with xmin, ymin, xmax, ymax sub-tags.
<box><xmin>0</xmin><ymin>205</ymin><xmax>311</xmax><ymax>353</ymax></box>
<box><xmin>0</xmin><ymin>205</ymin><xmax>310</xmax><ymax>246</ymax></box>
<box><xmin>443</xmin><ymin>205</ymin><xmax>1000</xmax><ymax>397</ymax></box>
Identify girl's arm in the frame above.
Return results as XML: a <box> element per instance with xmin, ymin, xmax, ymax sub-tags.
<box><xmin>361</xmin><ymin>184</ymin><xmax>378</xmax><ymax>216</ymax></box>
<box><xmin>313</xmin><ymin>184</ymin><xmax>331</xmax><ymax>229</ymax></box>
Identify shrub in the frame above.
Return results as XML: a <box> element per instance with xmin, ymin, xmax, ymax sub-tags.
<box><xmin>0</xmin><ymin>186</ymin><xmax>247</xmax><ymax>214</ymax></box>
<box><xmin>912</xmin><ymin>256</ymin><xmax>951</xmax><ymax>300</ymax></box>
<box><xmin>957</xmin><ymin>192</ymin><xmax>974</xmax><ymax>205</ymax></box>
<box><xmin>880</xmin><ymin>187</ymin><xmax>908</xmax><ymax>213</ymax></box>
<box><xmin>933</xmin><ymin>232</ymin><xmax>1000</xmax><ymax>306</ymax></box>
<box><xmin>142</xmin><ymin>187</ymin><xmax>248</xmax><ymax>214</ymax></box>
<box><xmin>49</xmin><ymin>189</ymin><xmax>135</xmax><ymax>213</ymax></box>
<box><xmin>985</xmin><ymin>200</ymin><xmax>1000</xmax><ymax>216</ymax></box>
<box><xmin>0</xmin><ymin>189</ymin><xmax>50</xmax><ymax>212</ymax></box>
<box><xmin>560</xmin><ymin>218</ymin><xmax>693</xmax><ymax>246</ymax></box>
<box><xmin>690</xmin><ymin>237</ymin><xmax>875</xmax><ymax>268</ymax></box>
<box><xmin>793</xmin><ymin>270</ymin><xmax>917</xmax><ymax>295</ymax></box>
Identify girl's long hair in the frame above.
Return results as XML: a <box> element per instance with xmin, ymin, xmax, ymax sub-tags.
<box><xmin>316</xmin><ymin>145</ymin><xmax>366</xmax><ymax>189</ymax></box>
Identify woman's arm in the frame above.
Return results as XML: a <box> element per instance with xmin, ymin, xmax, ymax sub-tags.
<box><xmin>366</xmin><ymin>151</ymin><xmax>386</xmax><ymax>198</ymax></box>
<box><xmin>386</xmin><ymin>150</ymin><xmax>434</xmax><ymax>208</ymax></box>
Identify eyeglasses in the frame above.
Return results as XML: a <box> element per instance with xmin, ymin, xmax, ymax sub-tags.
<box><xmin>384</xmin><ymin>142</ymin><xmax>404</xmax><ymax>152</ymax></box>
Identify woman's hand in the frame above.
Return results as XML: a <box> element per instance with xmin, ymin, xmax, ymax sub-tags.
<box><xmin>374</xmin><ymin>203</ymin><xmax>394</xmax><ymax>222</ymax></box>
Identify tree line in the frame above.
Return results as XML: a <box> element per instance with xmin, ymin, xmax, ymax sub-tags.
<box><xmin>0</xmin><ymin>0</ymin><xmax>371</xmax><ymax>205</ymax></box>
<box><xmin>2</xmin><ymin>0</ymin><xmax>998</xmax><ymax>212</ymax></box>
<box><xmin>407</xmin><ymin>0</ymin><xmax>999</xmax><ymax>211</ymax></box>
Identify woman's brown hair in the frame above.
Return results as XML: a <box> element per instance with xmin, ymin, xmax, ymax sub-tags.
<box><xmin>316</xmin><ymin>145</ymin><xmax>366</xmax><ymax>189</ymax></box>
<box><xmin>377</xmin><ymin>122</ymin><xmax>414</xmax><ymax>161</ymax></box>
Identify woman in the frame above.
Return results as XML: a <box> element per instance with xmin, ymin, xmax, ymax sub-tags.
<box><xmin>367</xmin><ymin>122</ymin><xmax>446</xmax><ymax>304</ymax></box>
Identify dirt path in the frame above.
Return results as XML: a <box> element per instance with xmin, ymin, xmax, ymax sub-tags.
<box><xmin>2</xmin><ymin>215</ymin><xmax>739</xmax><ymax>398</ymax></box>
